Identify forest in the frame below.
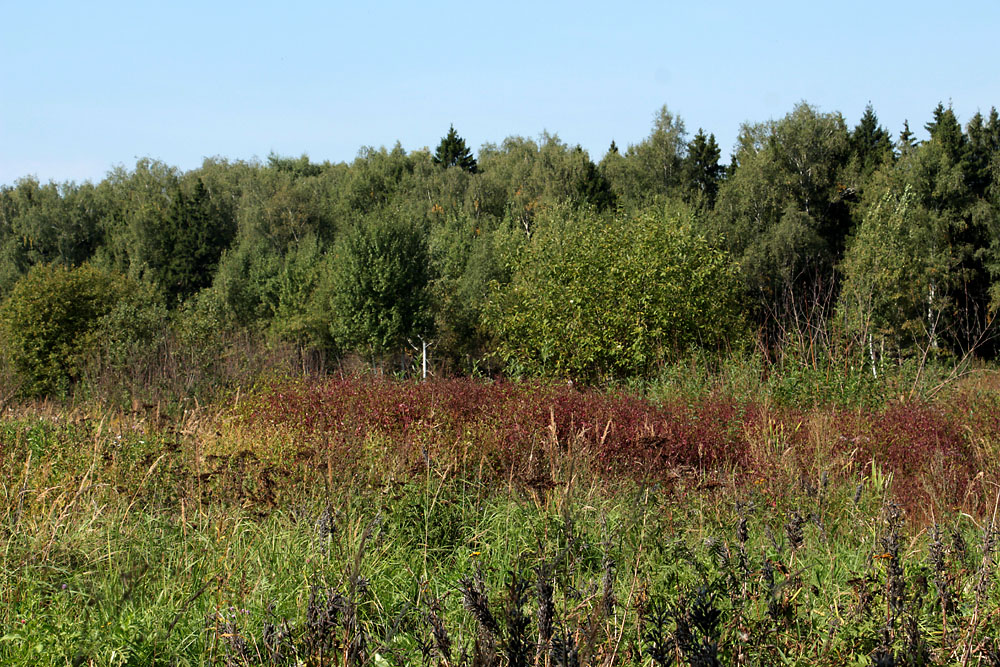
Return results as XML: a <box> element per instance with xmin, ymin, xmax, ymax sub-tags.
<box><xmin>2</xmin><ymin>100</ymin><xmax>999</xmax><ymax>398</ymax></box>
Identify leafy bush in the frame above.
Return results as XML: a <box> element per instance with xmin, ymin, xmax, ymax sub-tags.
<box><xmin>486</xmin><ymin>205</ymin><xmax>747</xmax><ymax>381</ymax></box>
<box><xmin>0</xmin><ymin>263</ymin><xmax>123</xmax><ymax>396</ymax></box>
<box><xmin>0</xmin><ymin>263</ymin><xmax>170</xmax><ymax>398</ymax></box>
<box><xmin>95</xmin><ymin>277</ymin><xmax>168</xmax><ymax>371</ymax></box>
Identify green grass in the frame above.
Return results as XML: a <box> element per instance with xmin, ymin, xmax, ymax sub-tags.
<box><xmin>2</xmin><ymin>381</ymin><xmax>1000</xmax><ymax>665</ymax></box>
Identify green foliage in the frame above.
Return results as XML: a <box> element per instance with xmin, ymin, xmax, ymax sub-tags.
<box><xmin>838</xmin><ymin>185</ymin><xmax>952</xmax><ymax>361</ymax></box>
<box><xmin>170</xmin><ymin>287</ymin><xmax>238</xmax><ymax>387</ymax></box>
<box><xmin>93</xmin><ymin>158</ymin><xmax>180</xmax><ymax>276</ymax></box>
<box><xmin>0</xmin><ymin>179</ymin><xmax>102</xmax><ymax>295</ymax></box>
<box><xmin>925</xmin><ymin>102</ymin><xmax>967</xmax><ymax>165</ymax></box>
<box><xmin>263</xmin><ymin>234</ymin><xmax>337</xmax><ymax>352</ymax></box>
<box><xmin>342</xmin><ymin>143</ymin><xmax>418</xmax><ymax>215</ymax></box>
<box><xmin>681</xmin><ymin>128</ymin><xmax>723</xmax><ymax>207</ymax></box>
<box><xmin>209</xmin><ymin>161</ymin><xmax>341</xmax><ymax>329</ymax></box>
<box><xmin>267</xmin><ymin>151</ymin><xmax>325</xmax><ymax>177</ymax></box>
<box><xmin>151</xmin><ymin>178</ymin><xmax>236</xmax><ymax>303</ymax></box>
<box><xmin>92</xmin><ymin>160</ymin><xmax>237</xmax><ymax>305</ymax></box>
<box><xmin>94</xmin><ymin>277</ymin><xmax>169</xmax><ymax>373</ymax></box>
<box><xmin>0</xmin><ymin>264</ymin><xmax>125</xmax><ymax>396</ymax></box>
<box><xmin>473</xmin><ymin>133</ymin><xmax>613</xmax><ymax>232</ymax></box>
<box><xmin>1</xmin><ymin>99</ymin><xmax>998</xmax><ymax>378</ymax></box>
<box><xmin>329</xmin><ymin>211</ymin><xmax>433</xmax><ymax>360</ymax></box>
<box><xmin>879</xmin><ymin>103</ymin><xmax>998</xmax><ymax>353</ymax></box>
<box><xmin>486</xmin><ymin>204</ymin><xmax>746</xmax><ymax>381</ymax></box>
<box><xmin>712</xmin><ymin>103</ymin><xmax>852</xmax><ymax>314</ymax></box>
<box><xmin>849</xmin><ymin>103</ymin><xmax>894</xmax><ymax>179</ymax></box>
<box><xmin>601</xmin><ymin>105</ymin><xmax>687</xmax><ymax>207</ymax></box>
<box><xmin>432</xmin><ymin>124</ymin><xmax>478</xmax><ymax>173</ymax></box>
<box><xmin>428</xmin><ymin>211</ymin><xmax>506</xmax><ymax>366</ymax></box>
<box><xmin>965</xmin><ymin>108</ymin><xmax>1000</xmax><ymax>199</ymax></box>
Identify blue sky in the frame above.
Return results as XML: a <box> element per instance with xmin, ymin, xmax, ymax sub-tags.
<box><xmin>2</xmin><ymin>0</ymin><xmax>998</xmax><ymax>185</ymax></box>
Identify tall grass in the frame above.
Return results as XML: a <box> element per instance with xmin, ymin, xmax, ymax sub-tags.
<box><xmin>3</xmin><ymin>374</ymin><xmax>1000</xmax><ymax>664</ymax></box>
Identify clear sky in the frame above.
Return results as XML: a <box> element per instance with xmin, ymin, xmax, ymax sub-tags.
<box><xmin>2</xmin><ymin>0</ymin><xmax>998</xmax><ymax>186</ymax></box>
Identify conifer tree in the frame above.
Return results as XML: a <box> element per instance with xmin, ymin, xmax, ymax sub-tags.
<box><xmin>151</xmin><ymin>179</ymin><xmax>232</xmax><ymax>303</ymax></box>
<box><xmin>898</xmin><ymin>120</ymin><xmax>917</xmax><ymax>154</ymax></box>
<box><xmin>433</xmin><ymin>125</ymin><xmax>478</xmax><ymax>173</ymax></box>
<box><xmin>966</xmin><ymin>109</ymin><xmax>1000</xmax><ymax>198</ymax></box>
<box><xmin>850</xmin><ymin>103</ymin><xmax>893</xmax><ymax>176</ymax></box>
<box><xmin>925</xmin><ymin>103</ymin><xmax>966</xmax><ymax>164</ymax></box>
<box><xmin>682</xmin><ymin>129</ymin><xmax>723</xmax><ymax>206</ymax></box>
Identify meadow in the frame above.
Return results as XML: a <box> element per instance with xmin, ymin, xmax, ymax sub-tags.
<box><xmin>4</xmin><ymin>365</ymin><xmax>1000</xmax><ymax>666</ymax></box>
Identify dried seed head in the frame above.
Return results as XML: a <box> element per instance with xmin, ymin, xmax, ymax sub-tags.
<box><xmin>536</xmin><ymin>564</ymin><xmax>554</xmax><ymax>646</ymax></box>
<box><xmin>737</xmin><ymin>516</ymin><xmax>749</xmax><ymax>545</ymax></box>
<box><xmin>551</xmin><ymin>632</ymin><xmax>579</xmax><ymax>667</ymax></box>
<box><xmin>461</xmin><ymin>571</ymin><xmax>499</xmax><ymax>637</ymax></box>
<box><xmin>601</xmin><ymin>556</ymin><xmax>617</xmax><ymax>618</ymax></box>
<box><xmin>426</xmin><ymin>609</ymin><xmax>452</xmax><ymax>662</ymax></box>
<box><xmin>950</xmin><ymin>525</ymin><xmax>968</xmax><ymax>566</ymax></box>
<box><xmin>785</xmin><ymin>511</ymin><xmax>806</xmax><ymax>550</ymax></box>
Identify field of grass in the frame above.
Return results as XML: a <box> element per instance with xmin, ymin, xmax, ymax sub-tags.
<box><xmin>4</xmin><ymin>372</ymin><xmax>1000</xmax><ymax>665</ymax></box>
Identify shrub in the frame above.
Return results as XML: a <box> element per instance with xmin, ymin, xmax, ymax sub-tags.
<box><xmin>95</xmin><ymin>276</ymin><xmax>169</xmax><ymax>371</ymax></box>
<box><xmin>485</xmin><ymin>205</ymin><xmax>747</xmax><ymax>381</ymax></box>
<box><xmin>0</xmin><ymin>263</ymin><xmax>123</xmax><ymax>396</ymax></box>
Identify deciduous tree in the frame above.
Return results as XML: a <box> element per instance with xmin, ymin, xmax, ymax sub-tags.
<box><xmin>329</xmin><ymin>211</ymin><xmax>433</xmax><ymax>362</ymax></box>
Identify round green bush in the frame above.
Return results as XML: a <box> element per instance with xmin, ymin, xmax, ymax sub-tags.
<box><xmin>486</xmin><ymin>205</ymin><xmax>747</xmax><ymax>381</ymax></box>
<box><xmin>1</xmin><ymin>263</ymin><xmax>127</xmax><ymax>396</ymax></box>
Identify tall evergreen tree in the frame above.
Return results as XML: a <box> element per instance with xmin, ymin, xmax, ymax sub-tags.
<box><xmin>570</xmin><ymin>147</ymin><xmax>616</xmax><ymax>211</ymax></box>
<box><xmin>150</xmin><ymin>179</ymin><xmax>234</xmax><ymax>303</ymax></box>
<box><xmin>896</xmin><ymin>103</ymin><xmax>995</xmax><ymax>353</ymax></box>
<box><xmin>898</xmin><ymin>120</ymin><xmax>917</xmax><ymax>154</ymax></box>
<box><xmin>433</xmin><ymin>125</ymin><xmax>478</xmax><ymax>173</ymax></box>
<box><xmin>925</xmin><ymin>103</ymin><xmax>967</xmax><ymax>165</ymax></box>
<box><xmin>850</xmin><ymin>103</ymin><xmax>893</xmax><ymax>176</ymax></box>
<box><xmin>682</xmin><ymin>129</ymin><xmax>723</xmax><ymax>206</ymax></box>
<box><xmin>966</xmin><ymin>109</ymin><xmax>1000</xmax><ymax>198</ymax></box>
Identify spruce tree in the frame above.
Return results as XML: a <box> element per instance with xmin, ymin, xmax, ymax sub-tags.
<box><xmin>150</xmin><ymin>179</ymin><xmax>233</xmax><ymax>304</ymax></box>
<box><xmin>966</xmin><ymin>109</ymin><xmax>1000</xmax><ymax>198</ymax></box>
<box><xmin>898</xmin><ymin>120</ymin><xmax>917</xmax><ymax>154</ymax></box>
<box><xmin>850</xmin><ymin>103</ymin><xmax>893</xmax><ymax>176</ymax></box>
<box><xmin>681</xmin><ymin>129</ymin><xmax>723</xmax><ymax>206</ymax></box>
<box><xmin>925</xmin><ymin>102</ymin><xmax>966</xmax><ymax>164</ymax></box>
<box><xmin>432</xmin><ymin>125</ymin><xmax>478</xmax><ymax>173</ymax></box>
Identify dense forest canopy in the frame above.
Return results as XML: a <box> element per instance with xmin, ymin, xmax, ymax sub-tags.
<box><xmin>2</xmin><ymin>101</ymin><xmax>1000</xmax><ymax>395</ymax></box>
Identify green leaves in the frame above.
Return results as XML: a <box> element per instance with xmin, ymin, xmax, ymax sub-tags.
<box><xmin>486</xmin><ymin>205</ymin><xmax>746</xmax><ymax>381</ymax></box>
<box><xmin>1</xmin><ymin>264</ymin><xmax>120</xmax><ymax>396</ymax></box>
<box><xmin>329</xmin><ymin>211</ymin><xmax>433</xmax><ymax>360</ymax></box>
<box><xmin>712</xmin><ymin>103</ymin><xmax>852</xmax><ymax>316</ymax></box>
<box><xmin>837</xmin><ymin>185</ymin><xmax>951</xmax><ymax>360</ymax></box>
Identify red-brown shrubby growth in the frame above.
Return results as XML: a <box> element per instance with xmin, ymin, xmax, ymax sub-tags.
<box><xmin>235</xmin><ymin>377</ymin><xmax>995</xmax><ymax>516</ymax></box>
<box><xmin>816</xmin><ymin>402</ymin><xmax>978</xmax><ymax>516</ymax></box>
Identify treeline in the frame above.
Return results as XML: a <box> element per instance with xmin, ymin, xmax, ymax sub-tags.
<box><xmin>1</xmin><ymin>101</ymin><xmax>999</xmax><ymax>396</ymax></box>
